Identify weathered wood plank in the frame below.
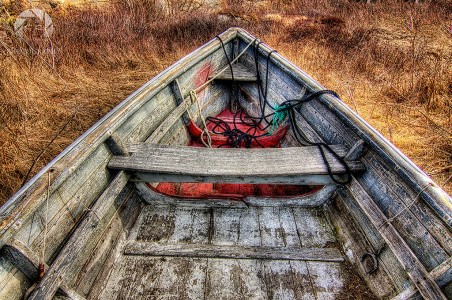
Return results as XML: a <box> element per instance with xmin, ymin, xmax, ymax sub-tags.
<box><xmin>190</xmin><ymin>208</ymin><xmax>211</xmax><ymax>244</ymax></box>
<box><xmin>237</xmin><ymin>206</ymin><xmax>261</xmax><ymax>247</ymax></box>
<box><xmin>326</xmin><ymin>194</ymin><xmax>399</xmax><ymax>298</ymax></box>
<box><xmin>364</xmin><ymin>152</ymin><xmax>452</xmax><ymax>256</ymax></box>
<box><xmin>306</xmin><ymin>261</ymin><xmax>345</xmax><ymax>300</ymax></box>
<box><xmin>123</xmin><ymin>242</ymin><xmax>344</xmax><ymax>262</ymax></box>
<box><xmin>205</xmin><ymin>259</ymin><xmax>267</xmax><ymax>299</ymax></box>
<box><xmin>347</xmin><ymin>177</ymin><xmax>447</xmax><ymax>299</ymax></box>
<box><xmin>210</xmin><ymin>63</ymin><xmax>257</xmax><ymax>81</ymax></box>
<box><xmin>14</xmin><ymin>144</ymin><xmax>111</xmax><ymax>250</ymax></box>
<box><xmin>98</xmin><ymin>256</ymin><xmax>208</xmax><ymax>299</ymax></box>
<box><xmin>278</xmin><ymin>207</ymin><xmax>302</xmax><ymax>248</ymax></box>
<box><xmin>292</xmin><ymin>208</ymin><xmax>336</xmax><ymax>248</ymax></box>
<box><xmin>31</xmin><ymin>166</ymin><xmax>112</xmax><ymax>262</ymax></box>
<box><xmin>359</xmin><ymin>163</ymin><xmax>448</xmax><ymax>270</ymax></box>
<box><xmin>109</xmin><ymin>143</ymin><xmax>364</xmax><ymax>184</ymax></box>
<box><xmin>259</xmin><ymin>207</ymin><xmax>284</xmax><ymax>248</ymax></box>
<box><xmin>167</xmin><ymin>207</ymin><xmax>196</xmax><ymax>244</ymax></box>
<box><xmin>392</xmin><ymin>257</ymin><xmax>452</xmax><ymax>300</ymax></box>
<box><xmin>336</xmin><ymin>187</ymin><xmax>411</xmax><ymax>292</ymax></box>
<box><xmin>28</xmin><ymin>171</ymin><xmax>131</xmax><ymax>300</ymax></box>
<box><xmin>73</xmin><ymin>192</ymin><xmax>141</xmax><ymax>296</ymax></box>
<box><xmin>262</xmin><ymin>260</ymin><xmax>316</xmax><ymax>299</ymax></box>
<box><xmin>158</xmin><ymin>117</ymin><xmax>190</xmax><ymax>146</ymax></box>
<box><xmin>212</xmin><ymin>208</ymin><xmax>242</xmax><ymax>246</ymax></box>
<box><xmin>151</xmin><ymin>257</ymin><xmax>207</xmax><ymax>300</ymax></box>
<box><xmin>136</xmin><ymin>205</ymin><xmax>175</xmax><ymax>243</ymax></box>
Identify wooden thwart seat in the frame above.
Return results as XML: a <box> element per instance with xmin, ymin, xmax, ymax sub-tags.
<box><xmin>108</xmin><ymin>143</ymin><xmax>365</xmax><ymax>185</ymax></box>
<box><xmin>209</xmin><ymin>63</ymin><xmax>257</xmax><ymax>82</ymax></box>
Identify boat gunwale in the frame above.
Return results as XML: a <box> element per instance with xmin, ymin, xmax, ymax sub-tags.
<box><xmin>0</xmin><ymin>28</ymin><xmax>240</xmax><ymax>235</ymax></box>
<box><xmin>235</xmin><ymin>28</ymin><xmax>451</xmax><ymax>227</ymax></box>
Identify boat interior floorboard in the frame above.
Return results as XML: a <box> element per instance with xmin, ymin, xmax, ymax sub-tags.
<box><xmin>93</xmin><ymin>197</ymin><xmax>376</xmax><ymax>300</ymax></box>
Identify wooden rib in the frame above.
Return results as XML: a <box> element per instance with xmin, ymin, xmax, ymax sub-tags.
<box><xmin>123</xmin><ymin>242</ymin><xmax>344</xmax><ymax>262</ymax></box>
<box><xmin>392</xmin><ymin>257</ymin><xmax>452</xmax><ymax>300</ymax></box>
<box><xmin>348</xmin><ymin>177</ymin><xmax>447</xmax><ymax>300</ymax></box>
<box><xmin>27</xmin><ymin>171</ymin><xmax>131</xmax><ymax>300</ymax></box>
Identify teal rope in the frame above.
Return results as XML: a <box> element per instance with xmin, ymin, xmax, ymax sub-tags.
<box><xmin>269</xmin><ymin>104</ymin><xmax>288</xmax><ymax>134</ymax></box>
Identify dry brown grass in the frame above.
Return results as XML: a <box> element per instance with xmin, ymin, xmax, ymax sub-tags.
<box><xmin>0</xmin><ymin>0</ymin><xmax>450</xmax><ymax>204</ymax></box>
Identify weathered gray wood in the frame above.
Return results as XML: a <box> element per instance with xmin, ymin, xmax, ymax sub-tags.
<box><xmin>124</xmin><ymin>242</ymin><xmax>343</xmax><ymax>261</ymax></box>
<box><xmin>56</xmin><ymin>286</ymin><xmax>86</xmax><ymax>300</ymax></box>
<box><xmin>237</xmin><ymin>207</ymin><xmax>261</xmax><ymax>247</ymax></box>
<box><xmin>364</xmin><ymin>151</ymin><xmax>452</xmax><ymax>256</ymax></box>
<box><xmin>292</xmin><ymin>208</ymin><xmax>336</xmax><ymax>248</ymax></box>
<box><xmin>344</xmin><ymin>139</ymin><xmax>368</xmax><ymax>161</ymax></box>
<box><xmin>205</xmin><ymin>259</ymin><xmax>267</xmax><ymax>299</ymax></box>
<box><xmin>262</xmin><ymin>260</ymin><xmax>316</xmax><ymax>299</ymax></box>
<box><xmin>359</xmin><ymin>162</ymin><xmax>448</xmax><ymax>270</ymax></box>
<box><xmin>105</xmin><ymin>133</ymin><xmax>129</xmax><ymax>156</ymax></box>
<box><xmin>109</xmin><ymin>143</ymin><xmax>364</xmax><ymax>184</ymax></box>
<box><xmin>212</xmin><ymin>208</ymin><xmax>242</xmax><ymax>246</ymax></box>
<box><xmin>31</xmin><ymin>165</ymin><xmax>112</xmax><ymax>262</ymax></box>
<box><xmin>27</xmin><ymin>171</ymin><xmax>131</xmax><ymax>300</ymax></box>
<box><xmin>114</xmin><ymin>86</ymin><xmax>176</xmax><ymax>143</ymax></box>
<box><xmin>244</xmin><ymin>185</ymin><xmax>338</xmax><ymax>207</ymax></box>
<box><xmin>0</xmin><ymin>255</ymin><xmax>32</xmax><ymax>300</ymax></box>
<box><xmin>73</xmin><ymin>192</ymin><xmax>141</xmax><ymax>297</ymax></box>
<box><xmin>14</xmin><ymin>144</ymin><xmax>111</xmax><ymax>250</ymax></box>
<box><xmin>306</xmin><ymin>261</ymin><xmax>345</xmax><ymax>299</ymax></box>
<box><xmin>136</xmin><ymin>205</ymin><xmax>175</xmax><ymax>243</ymax></box>
<box><xmin>348</xmin><ymin>177</ymin><xmax>447</xmax><ymax>299</ymax></box>
<box><xmin>145</xmin><ymin>97</ymin><xmax>192</xmax><ymax>144</ymax></box>
<box><xmin>392</xmin><ymin>257</ymin><xmax>452</xmax><ymax>300</ymax></box>
<box><xmin>326</xmin><ymin>195</ymin><xmax>398</xmax><ymax>298</ymax></box>
<box><xmin>209</xmin><ymin>63</ymin><xmax>257</xmax><ymax>81</ymax></box>
<box><xmin>170</xmin><ymin>79</ymin><xmax>191</xmax><ymax>125</ymax></box>
<box><xmin>98</xmin><ymin>256</ymin><xmax>208</xmax><ymax>299</ymax></box>
<box><xmin>336</xmin><ymin>187</ymin><xmax>411</xmax><ymax>292</ymax></box>
<box><xmin>1</xmin><ymin>239</ymin><xmax>43</xmax><ymax>281</ymax></box>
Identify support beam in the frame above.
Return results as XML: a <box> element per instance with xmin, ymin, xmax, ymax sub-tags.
<box><xmin>124</xmin><ymin>242</ymin><xmax>344</xmax><ymax>262</ymax></box>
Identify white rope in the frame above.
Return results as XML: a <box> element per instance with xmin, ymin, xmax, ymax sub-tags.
<box><xmin>189</xmin><ymin>90</ymin><xmax>212</xmax><ymax>148</ymax></box>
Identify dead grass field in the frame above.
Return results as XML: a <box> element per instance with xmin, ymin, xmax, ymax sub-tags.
<box><xmin>0</xmin><ymin>0</ymin><xmax>451</xmax><ymax>203</ymax></box>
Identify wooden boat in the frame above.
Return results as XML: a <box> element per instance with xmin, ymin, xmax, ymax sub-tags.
<box><xmin>0</xmin><ymin>28</ymin><xmax>450</xmax><ymax>300</ymax></box>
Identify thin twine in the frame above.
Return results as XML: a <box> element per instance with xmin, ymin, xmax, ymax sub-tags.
<box><xmin>378</xmin><ymin>183</ymin><xmax>430</xmax><ymax>230</ymax></box>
